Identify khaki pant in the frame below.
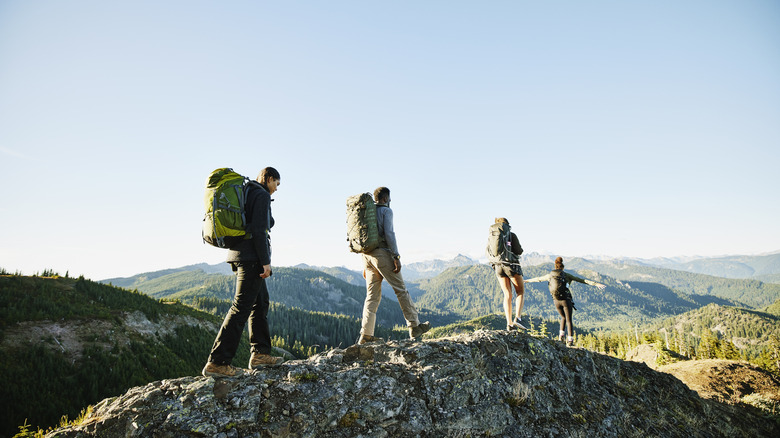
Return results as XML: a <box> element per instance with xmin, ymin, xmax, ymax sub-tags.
<box><xmin>361</xmin><ymin>248</ymin><xmax>420</xmax><ymax>336</ymax></box>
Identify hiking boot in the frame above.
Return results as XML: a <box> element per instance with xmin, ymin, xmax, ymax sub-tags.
<box><xmin>249</xmin><ymin>353</ymin><xmax>283</xmax><ymax>369</ymax></box>
<box><xmin>202</xmin><ymin>362</ymin><xmax>245</xmax><ymax>378</ymax></box>
<box><xmin>566</xmin><ymin>338</ymin><xmax>575</xmax><ymax>347</ymax></box>
<box><xmin>513</xmin><ymin>318</ymin><xmax>528</xmax><ymax>330</ymax></box>
<box><xmin>507</xmin><ymin>324</ymin><xmax>519</xmax><ymax>331</ymax></box>
<box><xmin>357</xmin><ymin>334</ymin><xmax>384</xmax><ymax>345</ymax></box>
<box><xmin>409</xmin><ymin>321</ymin><xmax>431</xmax><ymax>339</ymax></box>
<box><xmin>558</xmin><ymin>334</ymin><xmax>566</xmax><ymax>342</ymax></box>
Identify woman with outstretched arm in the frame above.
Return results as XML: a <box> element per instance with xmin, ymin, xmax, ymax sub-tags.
<box><xmin>525</xmin><ymin>257</ymin><xmax>606</xmax><ymax>346</ymax></box>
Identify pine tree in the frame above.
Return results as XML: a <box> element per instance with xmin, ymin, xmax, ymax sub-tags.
<box><xmin>538</xmin><ymin>318</ymin><xmax>549</xmax><ymax>339</ymax></box>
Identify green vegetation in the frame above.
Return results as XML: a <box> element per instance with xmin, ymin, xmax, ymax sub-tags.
<box><xmin>765</xmin><ymin>298</ymin><xmax>780</xmax><ymax>316</ymax></box>
<box><xmin>0</xmin><ymin>274</ymin><xmax>206</xmax><ymax>330</ymax></box>
<box><xmin>413</xmin><ymin>264</ymin><xmax>702</xmax><ymax>331</ymax></box>
<box><xmin>290</xmin><ymin>372</ymin><xmax>318</xmax><ymax>382</ymax></box>
<box><xmin>5</xmin><ymin>259</ymin><xmax>780</xmax><ymax>436</ymax></box>
<box><xmin>338</xmin><ymin>412</ymin><xmax>359</xmax><ymax>428</ymax></box>
<box><xmin>567</xmin><ymin>258</ymin><xmax>780</xmax><ymax>309</ymax></box>
<box><xmin>107</xmin><ymin>267</ymin><xmax>422</xmax><ymax>330</ymax></box>
<box><xmin>0</xmin><ymin>275</ymin><xmax>239</xmax><ymax>437</ymax></box>
<box><xmin>0</xmin><ymin>273</ymin><xmax>409</xmax><ymax>437</ymax></box>
<box><xmin>576</xmin><ymin>318</ymin><xmax>780</xmax><ymax>378</ymax></box>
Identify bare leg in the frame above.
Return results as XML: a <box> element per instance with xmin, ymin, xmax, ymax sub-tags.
<box><xmin>510</xmin><ymin>274</ymin><xmax>525</xmax><ymax>320</ymax></box>
<box><xmin>498</xmin><ymin>276</ymin><xmax>514</xmax><ymax>327</ymax></box>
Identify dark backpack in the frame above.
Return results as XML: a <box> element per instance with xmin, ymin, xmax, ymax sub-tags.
<box><xmin>486</xmin><ymin>222</ymin><xmax>519</xmax><ymax>264</ymax></box>
<box><xmin>202</xmin><ymin>168</ymin><xmax>250</xmax><ymax>248</ymax></box>
<box><xmin>346</xmin><ymin>193</ymin><xmax>381</xmax><ymax>253</ymax></box>
<box><xmin>548</xmin><ymin>269</ymin><xmax>570</xmax><ymax>300</ymax></box>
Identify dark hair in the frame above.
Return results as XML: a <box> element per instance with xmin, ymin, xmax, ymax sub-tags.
<box><xmin>555</xmin><ymin>257</ymin><xmax>564</xmax><ymax>270</ymax></box>
<box><xmin>374</xmin><ymin>187</ymin><xmax>390</xmax><ymax>203</ymax></box>
<box><xmin>495</xmin><ymin>217</ymin><xmax>509</xmax><ymax>225</ymax></box>
<box><xmin>258</xmin><ymin>167</ymin><xmax>280</xmax><ymax>184</ymax></box>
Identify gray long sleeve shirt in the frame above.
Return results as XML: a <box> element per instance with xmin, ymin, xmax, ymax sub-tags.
<box><xmin>376</xmin><ymin>204</ymin><xmax>400</xmax><ymax>258</ymax></box>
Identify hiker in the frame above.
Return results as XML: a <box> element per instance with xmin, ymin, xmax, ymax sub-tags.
<box><xmin>202</xmin><ymin>167</ymin><xmax>283</xmax><ymax>378</ymax></box>
<box><xmin>525</xmin><ymin>256</ymin><xmax>606</xmax><ymax>346</ymax></box>
<box><xmin>357</xmin><ymin>187</ymin><xmax>430</xmax><ymax>344</ymax></box>
<box><xmin>486</xmin><ymin>218</ymin><xmax>528</xmax><ymax>331</ymax></box>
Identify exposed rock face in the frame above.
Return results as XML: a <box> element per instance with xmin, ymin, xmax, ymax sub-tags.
<box><xmin>49</xmin><ymin>331</ymin><xmax>777</xmax><ymax>438</ymax></box>
<box><xmin>625</xmin><ymin>343</ymin><xmax>660</xmax><ymax>368</ymax></box>
<box><xmin>1</xmin><ymin>311</ymin><xmax>217</xmax><ymax>363</ymax></box>
<box><xmin>659</xmin><ymin>359</ymin><xmax>780</xmax><ymax>404</ymax></box>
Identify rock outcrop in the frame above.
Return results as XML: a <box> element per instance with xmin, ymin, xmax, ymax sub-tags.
<box><xmin>659</xmin><ymin>358</ymin><xmax>780</xmax><ymax>405</ymax></box>
<box><xmin>49</xmin><ymin>330</ymin><xmax>777</xmax><ymax>437</ymax></box>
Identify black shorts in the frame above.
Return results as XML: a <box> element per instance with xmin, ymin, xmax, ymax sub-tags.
<box><xmin>493</xmin><ymin>263</ymin><xmax>522</xmax><ymax>278</ymax></box>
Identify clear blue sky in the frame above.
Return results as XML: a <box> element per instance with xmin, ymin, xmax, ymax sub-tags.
<box><xmin>1</xmin><ymin>1</ymin><xmax>778</xmax><ymax>280</ymax></box>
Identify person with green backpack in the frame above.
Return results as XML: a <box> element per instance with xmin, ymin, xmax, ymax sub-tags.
<box><xmin>202</xmin><ymin>167</ymin><xmax>283</xmax><ymax>378</ymax></box>
<box><xmin>525</xmin><ymin>257</ymin><xmax>606</xmax><ymax>346</ymax></box>
<box><xmin>486</xmin><ymin>217</ymin><xmax>528</xmax><ymax>331</ymax></box>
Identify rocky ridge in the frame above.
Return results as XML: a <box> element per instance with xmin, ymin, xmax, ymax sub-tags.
<box><xmin>49</xmin><ymin>330</ymin><xmax>777</xmax><ymax>438</ymax></box>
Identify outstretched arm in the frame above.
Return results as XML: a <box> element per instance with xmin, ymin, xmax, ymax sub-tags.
<box><xmin>524</xmin><ymin>274</ymin><xmax>550</xmax><ymax>283</ymax></box>
<box><xmin>566</xmin><ymin>273</ymin><xmax>606</xmax><ymax>289</ymax></box>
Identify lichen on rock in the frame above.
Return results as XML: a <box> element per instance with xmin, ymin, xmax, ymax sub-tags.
<box><xmin>49</xmin><ymin>330</ymin><xmax>778</xmax><ymax>437</ymax></box>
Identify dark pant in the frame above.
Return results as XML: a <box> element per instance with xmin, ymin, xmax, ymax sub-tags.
<box><xmin>208</xmin><ymin>262</ymin><xmax>272</xmax><ymax>365</ymax></box>
<box><xmin>554</xmin><ymin>299</ymin><xmax>574</xmax><ymax>337</ymax></box>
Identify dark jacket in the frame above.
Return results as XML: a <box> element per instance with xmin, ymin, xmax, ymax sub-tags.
<box><xmin>509</xmin><ymin>232</ymin><xmax>522</xmax><ymax>259</ymax></box>
<box><xmin>226</xmin><ymin>181</ymin><xmax>273</xmax><ymax>265</ymax></box>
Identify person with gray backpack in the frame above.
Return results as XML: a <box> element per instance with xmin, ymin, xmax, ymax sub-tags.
<box><xmin>486</xmin><ymin>217</ymin><xmax>528</xmax><ymax>331</ymax></box>
<box><xmin>525</xmin><ymin>257</ymin><xmax>606</xmax><ymax>346</ymax></box>
<box><xmin>347</xmin><ymin>186</ymin><xmax>430</xmax><ymax>344</ymax></box>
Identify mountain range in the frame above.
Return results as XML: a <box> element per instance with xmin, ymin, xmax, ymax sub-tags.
<box><xmin>4</xmin><ymin>251</ymin><xmax>780</xmax><ymax>436</ymax></box>
<box><xmin>291</xmin><ymin>253</ymin><xmax>479</xmax><ymax>284</ymax></box>
<box><xmin>302</xmin><ymin>250</ymin><xmax>780</xmax><ymax>284</ymax></box>
<box><xmin>101</xmin><ymin>252</ymin><xmax>780</xmax><ymax>333</ymax></box>
<box><xmin>629</xmin><ymin>252</ymin><xmax>780</xmax><ymax>283</ymax></box>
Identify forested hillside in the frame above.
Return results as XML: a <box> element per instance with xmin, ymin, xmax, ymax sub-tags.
<box><xmin>101</xmin><ymin>262</ymin><xmax>232</xmax><ymax>288</ymax></box>
<box><xmin>766</xmin><ymin>298</ymin><xmax>780</xmax><ymax>316</ymax></box>
<box><xmin>6</xmin><ymin>255</ymin><xmax>780</xmax><ymax>436</ymax></box>
<box><xmin>0</xmin><ymin>274</ymin><xmax>237</xmax><ymax>437</ymax></box>
<box><xmin>413</xmin><ymin>264</ymin><xmax>721</xmax><ymax>331</ymax></box>
<box><xmin>649</xmin><ymin>303</ymin><xmax>780</xmax><ymax>354</ymax></box>
<box><xmin>0</xmin><ymin>274</ymin><xmax>414</xmax><ymax>437</ymax></box>
<box><xmin>575</xmin><ymin>304</ymin><xmax>780</xmax><ymax>379</ymax></box>
<box><xmin>104</xmin><ymin>267</ymin><xmax>430</xmax><ymax>329</ymax></box>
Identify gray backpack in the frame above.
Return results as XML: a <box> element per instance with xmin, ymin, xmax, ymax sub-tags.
<box><xmin>346</xmin><ymin>193</ymin><xmax>380</xmax><ymax>253</ymax></box>
<box><xmin>486</xmin><ymin>222</ymin><xmax>520</xmax><ymax>264</ymax></box>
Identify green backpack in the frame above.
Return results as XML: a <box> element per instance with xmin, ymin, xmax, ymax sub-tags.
<box><xmin>486</xmin><ymin>222</ymin><xmax>520</xmax><ymax>264</ymax></box>
<box><xmin>346</xmin><ymin>192</ymin><xmax>380</xmax><ymax>253</ymax></box>
<box><xmin>202</xmin><ymin>168</ymin><xmax>250</xmax><ymax>248</ymax></box>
